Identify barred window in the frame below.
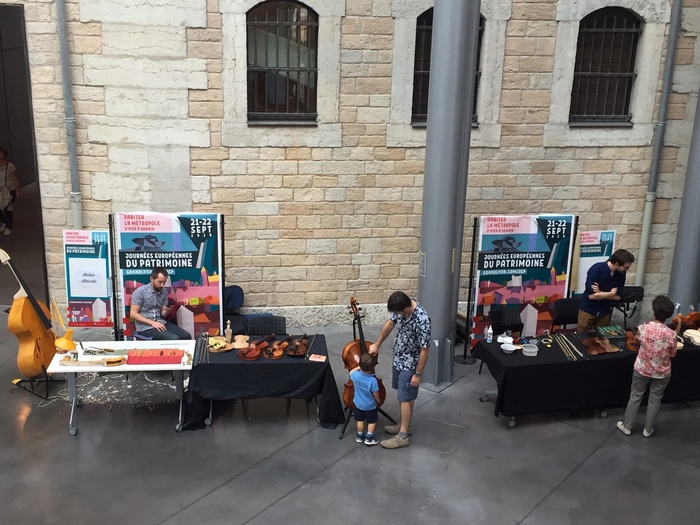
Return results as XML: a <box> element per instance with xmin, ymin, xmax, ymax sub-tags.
<box><xmin>569</xmin><ymin>7</ymin><xmax>642</xmax><ymax>125</ymax></box>
<box><xmin>247</xmin><ymin>1</ymin><xmax>319</xmax><ymax>122</ymax></box>
<box><xmin>411</xmin><ymin>9</ymin><xmax>484</xmax><ymax>125</ymax></box>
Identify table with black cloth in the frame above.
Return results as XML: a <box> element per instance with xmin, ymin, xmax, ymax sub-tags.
<box><xmin>472</xmin><ymin>336</ymin><xmax>700</xmax><ymax>421</ymax></box>
<box><xmin>184</xmin><ymin>334</ymin><xmax>345</xmax><ymax>429</ymax></box>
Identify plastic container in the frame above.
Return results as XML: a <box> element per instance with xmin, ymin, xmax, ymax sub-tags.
<box><xmin>486</xmin><ymin>325</ymin><xmax>493</xmax><ymax>343</ymax></box>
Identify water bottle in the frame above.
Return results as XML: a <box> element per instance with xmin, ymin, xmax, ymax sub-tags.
<box><xmin>486</xmin><ymin>325</ymin><xmax>493</xmax><ymax>343</ymax></box>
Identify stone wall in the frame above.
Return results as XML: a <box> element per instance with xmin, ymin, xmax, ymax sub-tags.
<box><xmin>8</xmin><ymin>0</ymin><xmax>700</xmax><ymax>325</ymax></box>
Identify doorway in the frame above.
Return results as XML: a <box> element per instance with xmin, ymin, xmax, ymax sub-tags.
<box><xmin>0</xmin><ymin>4</ymin><xmax>50</xmax><ymax>307</ymax></box>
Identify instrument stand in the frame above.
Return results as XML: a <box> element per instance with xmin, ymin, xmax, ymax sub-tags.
<box><xmin>11</xmin><ymin>366</ymin><xmax>62</xmax><ymax>400</ymax></box>
<box><xmin>338</xmin><ymin>406</ymin><xmax>397</xmax><ymax>439</ymax></box>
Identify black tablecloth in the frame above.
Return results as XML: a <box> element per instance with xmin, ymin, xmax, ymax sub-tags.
<box><xmin>184</xmin><ymin>334</ymin><xmax>344</xmax><ymax>429</ymax></box>
<box><xmin>473</xmin><ymin>335</ymin><xmax>700</xmax><ymax>418</ymax></box>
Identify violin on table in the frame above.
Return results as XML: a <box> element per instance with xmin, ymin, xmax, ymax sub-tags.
<box><xmin>0</xmin><ymin>249</ymin><xmax>56</xmax><ymax>378</ymax></box>
<box><xmin>237</xmin><ymin>335</ymin><xmax>274</xmax><ymax>361</ymax></box>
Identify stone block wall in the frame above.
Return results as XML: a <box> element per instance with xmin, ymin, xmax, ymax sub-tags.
<box><xmin>10</xmin><ymin>0</ymin><xmax>700</xmax><ymax>324</ymax></box>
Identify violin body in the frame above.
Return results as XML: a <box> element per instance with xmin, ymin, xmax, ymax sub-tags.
<box><xmin>264</xmin><ymin>335</ymin><xmax>291</xmax><ymax>360</ymax></box>
<box><xmin>342</xmin><ymin>298</ymin><xmax>387</xmax><ymax>411</ymax></box>
<box><xmin>8</xmin><ymin>296</ymin><xmax>57</xmax><ymax>378</ymax></box>
<box><xmin>237</xmin><ymin>335</ymin><xmax>274</xmax><ymax>361</ymax></box>
<box><xmin>672</xmin><ymin>311</ymin><xmax>700</xmax><ymax>333</ymax></box>
<box><xmin>286</xmin><ymin>334</ymin><xmax>308</xmax><ymax>357</ymax></box>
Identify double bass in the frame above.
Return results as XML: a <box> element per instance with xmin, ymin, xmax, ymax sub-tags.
<box><xmin>341</xmin><ymin>297</ymin><xmax>386</xmax><ymax>411</ymax></box>
<box><xmin>0</xmin><ymin>249</ymin><xmax>56</xmax><ymax>378</ymax></box>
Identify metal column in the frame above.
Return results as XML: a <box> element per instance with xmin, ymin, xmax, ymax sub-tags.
<box><xmin>668</xmin><ymin>98</ymin><xmax>700</xmax><ymax>312</ymax></box>
<box><xmin>418</xmin><ymin>0</ymin><xmax>481</xmax><ymax>386</ymax></box>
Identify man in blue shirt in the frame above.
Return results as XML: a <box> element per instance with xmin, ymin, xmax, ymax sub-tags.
<box><xmin>577</xmin><ymin>249</ymin><xmax>634</xmax><ymax>332</ymax></box>
<box><xmin>130</xmin><ymin>267</ymin><xmax>191</xmax><ymax>340</ymax></box>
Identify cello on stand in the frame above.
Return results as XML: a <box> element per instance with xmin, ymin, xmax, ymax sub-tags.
<box><xmin>338</xmin><ymin>297</ymin><xmax>396</xmax><ymax>439</ymax></box>
<box><xmin>1</xmin><ymin>249</ymin><xmax>57</xmax><ymax>399</ymax></box>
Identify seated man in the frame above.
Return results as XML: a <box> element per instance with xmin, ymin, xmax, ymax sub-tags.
<box><xmin>129</xmin><ymin>267</ymin><xmax>191</xmax><ymax>340</ymax></box>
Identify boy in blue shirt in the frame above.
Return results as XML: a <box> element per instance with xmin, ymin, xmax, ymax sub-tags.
<box><xmin>350</xmin><ymin>353</ymin><xmax>381</xmax><ymax>445</ymax></box>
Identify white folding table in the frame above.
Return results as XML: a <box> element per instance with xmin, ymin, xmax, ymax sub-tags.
<box><xmin>46</xmin><ymin>340</ymin><xmax>195</xmax><ymax>436</ymax></box>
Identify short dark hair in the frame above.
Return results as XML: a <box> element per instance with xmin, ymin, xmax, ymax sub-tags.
<box><xmin>610</xmin><ymin>249</ymin><xmax>634</xmax><ymax>266</ymax></box>
<box><xmin>387</xmin><ymin>291</ymin><xmax>412</xmax><ymax>312</ymax></box>
<box><xmin>359</xmin><ymin>353</ymin><xmax>375</xmax><ymax>372</ymax></box>
<box><xmin>652</xmin><ymin>295</ymin><xmax>674</xmax><ymax>322</ymax></box>
<box><xmin>150</xmin><ymin>267</ymin><xmax>168</xmax><ymax>279</ymax></box>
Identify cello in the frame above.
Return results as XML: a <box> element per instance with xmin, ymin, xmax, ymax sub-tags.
<box><xmin>0</xmin><ymin>249</ymin><xmax>56</xmax><ymax>378</ymax></box>
<box><xmin>341</xmin><ymin>297</ymin><xmax>386</xmax><ymax>412</ymax></box>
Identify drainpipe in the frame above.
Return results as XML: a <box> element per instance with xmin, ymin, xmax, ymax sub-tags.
<box><xmin>56</xmin><ymin>0</ymin><xmax>82</xmax><ymax>229</ymax></box>
<box><xmin>636</xmin><ymin>0</ymin><xmax>681</xmax><ymax>286</ymax></box>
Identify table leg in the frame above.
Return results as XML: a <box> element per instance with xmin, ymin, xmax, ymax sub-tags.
<box><xmin>175</xmin><ymin>370</ymin><xmax>184</xmax><ymax>432</ymax></box>
<box><xmin>67</xmin><ymin>372</ymin><xmax>79</xmax><ymax>436</ymax></box>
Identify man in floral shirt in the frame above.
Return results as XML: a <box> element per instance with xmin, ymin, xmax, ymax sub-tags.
<box><xmin>369</xmin><ymin>291</ymin><xmax>431</xmax><ymax>449</ymax></box>
<box><xmin>617</xmin><ymin>295</ymin><xmax>677</xmax><ymax>438</ymax></box>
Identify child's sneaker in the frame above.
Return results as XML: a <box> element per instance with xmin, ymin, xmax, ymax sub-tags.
<box><xmin>355</xmin><ymin>432</ymin><xmax>365</xmax><ymax>443</ymax></box>
<box><xmin>364</xmin><ymin>435</ymin><xmax>379</xmax><ymax>446</ymax></box>
<box><xmin>643</xmin><ymin>428</ymin><xmax>654</xmax><ymax>438</ymax></box>
<box><xmin>617</xmin><ymin>421</ymin><xmax>631</xmax><ymax>436</ymax></box>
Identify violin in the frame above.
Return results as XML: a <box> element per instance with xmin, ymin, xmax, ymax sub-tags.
<box><xmin>672</xmin><ymin>311</ymin><xmax>700</xmax><ymax>333</ymax></box>
<box><xmin>286</xmin><ymin>333</ymin><xmax>308</xmax><ymax>357</ymax></box>
<box><xmin>264</xmin><ymin>335</ymin><xmax>292</xmax><ymax>360</ymax></box>
<box><xmin>1</xmin><ymin>249</ymin><xmax>56</xmax><ymax>378</ymax></box>
<box><xmin>237</xmin><ymin>334</ymin><xmax>274</xmax><ymax>361</ymax></box>
<box><xmin>341</xmin><ymin>297</ymin><xmax>386</xmax><ymax>411</ymax></box>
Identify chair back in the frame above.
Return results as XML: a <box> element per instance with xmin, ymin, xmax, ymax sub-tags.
<box><xmin>551</xmin><ymin>297</ymin><xmax>581</xmax><ymax>332</ymax></box>
<box><xmin>247</xmin><ymin>314</ymin><xmax>286</xmax><ymax>336</ymax></box>
<box><xmin>488</xmin><ymin>308</ymin><xmax>524</xmax><ymax>336</ymax></box>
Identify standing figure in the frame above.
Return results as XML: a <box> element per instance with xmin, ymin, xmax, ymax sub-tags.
<box><xmin>129</xmin><ymin>267</ymin><xmax>191</xmax><ymax>340</ymax></box>
<box><xmin>577</xmin><ymin>249</ymin><xmax>634</xmax><ymax>332</ymax></box>
<box><xmin>369</xmin><ymin>291</ymin><xmax>431</xmax><ymax>449</ymax></box>
<box><xmin>617</xmin><ymin>295</ymin><xmax>677</xmax><ymax>437</ymax></box>
<box><xmin>350</xmin><ymin>353</ymin><xmax>382</xmax><ymax>446</ymax></box>
<box><xmin>0</xmin><ymin>146</ymin><xmax>20</xmax><ymax>237</ymax></box>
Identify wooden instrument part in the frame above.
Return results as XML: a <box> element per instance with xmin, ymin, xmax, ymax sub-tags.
<box><xmin>286</xmin><ymin>333</ymin><xmax>308</xmax><ymax>357</ymax></box>
<box><xmin>625</xmin><ymin>329</ymin><xmax>639</xmax><ymax>351</ymax></box>
<box><xmin>264</xmin><ymin>335</ymin><xmax>292</xmax><ymax>360</ymax></box>
<box><xmin>341</xmin><ymin>297</ymin><xmax>386</xmax><ymax>411</ymax></box>
<box><xmin>684</xmin><ymin>329</ymin><xmax>700</xmax><ymax>347</ymax></box>
<box><xmin>1</xmin><ymin>249</ymin><xmax>56</xmax><ymax>378</ymax></box>
<box><xmin>231</xmin><ymin>334</ymin><xmax>250</xmax><ymax>349</ymax></box>
<box><xmin>237</xmin><ymin>334</ymin><xmax>274</xmax><ymax>361</ymax></box>
<box><xmin>672</xmin><ymin>311</ymin><xmax>700</xmax><ymax>333</ymax></box>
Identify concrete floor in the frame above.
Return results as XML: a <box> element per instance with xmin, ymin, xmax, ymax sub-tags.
<box><xmin>1</xmin><ymin>185</ymin><xmax>700</xmax><ymax>524</ymax></box>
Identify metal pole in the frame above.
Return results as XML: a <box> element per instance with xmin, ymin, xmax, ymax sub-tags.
<box><xmin>56</xmin><ymin>0</ymin><xmax>82</xmax><ymax>229</ymax></box>
<box><xmin>455</xmin><ymin>217</ymin><xmax>478</xmax><ymax>364</ymax></box>
<box><xmin>418</xmin><ymin>0</ymin><xmax>481</xmax><ymax>387</ymax></box>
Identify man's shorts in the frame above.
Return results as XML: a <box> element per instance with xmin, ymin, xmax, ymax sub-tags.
<box><xmin>354</xmin><ymin>407</ymin><xmax>378</xmax><ymax>423</ymax></box>
<box><xmin>392</xmin><ymin>367</ymin><xmax>419</xmax><ymax>402</ymax></box>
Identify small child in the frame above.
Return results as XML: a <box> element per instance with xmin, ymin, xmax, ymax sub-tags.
<box><xmin>350</xmin><ymin>353</ymin><xmax>382</xmax><ymax>446</ymax></box>
<box><xmin>617</xmin><ymin>295</ymin><xmax>678</xmax><ymax>438</ymax></box>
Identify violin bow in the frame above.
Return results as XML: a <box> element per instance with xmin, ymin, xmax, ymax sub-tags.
<box><xmin>304</xmin><ymin>333</ymin><xmax>318</xmax><ymax>360</ymax></box>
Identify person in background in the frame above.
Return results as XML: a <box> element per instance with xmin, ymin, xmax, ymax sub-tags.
<box><xmin>130</xmin><ymin>267</ymin><xmax>191</xmax><ymax>340</ymax></box>
<box><xmin>577</xmin><ymin>249</ymin><xmax>634</xmax><ymax>332</ymax></box>
<box><xmin>0</xmin><ymin>146</ymin><xmax>20</xmax><ymax>237</ymax></box>
<box><xmin>369</xmin><ymin>291</ymin><xmax>430</xmax><ymax>450</ymax></box>
<box><xmin>350</xmin><ymin>353</ymin><xmax>382</xmax><ymax>446</ymax></box>
<box><xmin>617</xmin><ymin>295</ymin><xmax>677</xmax><ymax>438</ymax></box>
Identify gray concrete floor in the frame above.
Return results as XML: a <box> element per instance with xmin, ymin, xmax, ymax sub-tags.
<box><xmin>1</xmin><ymin>186</ymin><xmax>699</xmax><ymax>524</ymax></box>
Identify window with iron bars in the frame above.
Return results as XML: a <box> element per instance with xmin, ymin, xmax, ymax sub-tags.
<box><xmin>411</xmin><ymin>9</ymin><xmax>484</xmax><ymax>126</ymax></box>
<box><xmin>569</xmin><ymin>7</ymin><xmax>642</xmax><ymax>126</ymax></box>
<box><xmin>247</xmin><ymin>1</ymin><xmax>319</xmax><ymax>122</ymax></box>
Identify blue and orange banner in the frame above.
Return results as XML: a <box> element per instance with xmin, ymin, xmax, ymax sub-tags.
<box><xmin>473</xmin><ymin>215</ymin><xmax>577</xmax><ymax>338</ymax></box>
<box><xmin>114</xmin><ymin>212</ymin><xmax>223</xmax><ymax>338</ymax></box>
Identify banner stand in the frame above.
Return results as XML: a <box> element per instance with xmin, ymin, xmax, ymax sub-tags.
<box><xmin>454</xmin><ymin>217</ymin><xmax>479</xmax><ymax>365</ymax></box>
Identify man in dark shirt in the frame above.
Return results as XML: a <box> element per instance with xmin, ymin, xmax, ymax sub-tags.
<box><xmin>577</xmin><ymin>249</ymin><xmax>634</xmax><ymax>332</ymax></box>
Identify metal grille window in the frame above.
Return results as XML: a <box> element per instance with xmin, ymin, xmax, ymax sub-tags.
<box><xmin>411</xmin><ymin>10</ymin><xmax>484</xmax><ymax>125</ymax></box>
<box><xmin>247</xmin><ymin>1</ymin><xmax>318</xmax><ymax>122</ymax></box>
<box><xmin>569</xmin><ymin>7</ymin><xmax>642</xmax><ymax>125</ymax></box>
